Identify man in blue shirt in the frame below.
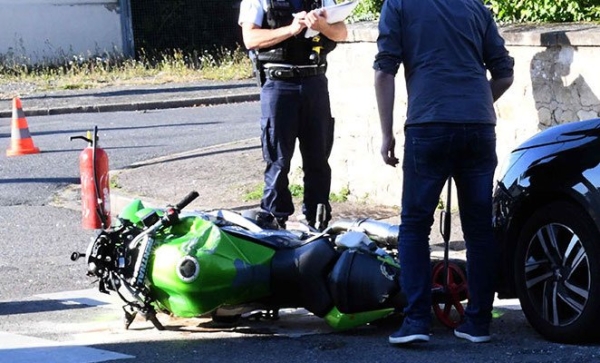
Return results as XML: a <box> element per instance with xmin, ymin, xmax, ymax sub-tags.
<box><xmin>373</xmin><ymin>0</ymin><xmax>514</xmax><ymax>344</ymax></box>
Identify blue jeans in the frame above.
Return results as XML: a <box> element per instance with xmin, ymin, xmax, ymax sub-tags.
<box><xmin>399</xmin><ymin>123</ymin><xmax>498</xmax><ymax>328</ymax></box>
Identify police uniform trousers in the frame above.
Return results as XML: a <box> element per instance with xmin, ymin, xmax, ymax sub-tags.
<box><xmin>259</xmin><ymin>73</ymin><xmax>334</xmax><ymax>224</ymax></box>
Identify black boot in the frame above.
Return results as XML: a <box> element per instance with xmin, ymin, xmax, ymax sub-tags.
<box><xmin>252</xmin><ymin>210</ymin><xmax>280</xmax><ymax>230</ymax></box>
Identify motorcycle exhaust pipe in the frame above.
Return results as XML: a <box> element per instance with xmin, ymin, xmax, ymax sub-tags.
<box><xmin>328</xmin><ymin>218</ymin><xmax>399</xmax><ymax>248</ymax></box>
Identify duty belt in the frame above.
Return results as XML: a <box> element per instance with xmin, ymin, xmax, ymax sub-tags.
<box><xmin>265</xmin><ymin>64</ymin><xmax>327</xmax><ymax>80</ymax></box>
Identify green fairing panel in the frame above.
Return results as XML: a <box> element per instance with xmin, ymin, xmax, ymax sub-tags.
<box><xmin>117</xmin><ymin>199</ymin><xmax>147</xmax><ymax>224</ymax></box>
<box><xmin>324</xmin><ymin>306</ymin><xmax>394</xmax><ymax>330</ymax></box>
<box><xmin>148</xmin><ymin>215</ymin><xmax>275</xmax><ymax>317</ymax></box>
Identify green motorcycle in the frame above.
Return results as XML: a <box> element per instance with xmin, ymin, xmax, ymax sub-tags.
<box><xmin>72</xmin><ymin>191</ymin><xmax>407</xmax><ymax>331</ymax></box>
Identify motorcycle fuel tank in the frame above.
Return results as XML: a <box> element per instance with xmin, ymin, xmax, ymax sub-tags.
<box><xmin>148</xmin><ymin>214</ymin><xmax>276</xmax><ymax>317</ymax></box>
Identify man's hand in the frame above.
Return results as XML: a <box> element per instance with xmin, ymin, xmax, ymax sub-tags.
<box><xmin>300</xmin><ymin>9</ymin><xmax>328</xmax><ymax>32</ymax></box>
<box><xmin>381</xmin><ymin>134</ymin><xmax>399</xmax><ymax>167</ymax></box>
<box><xmin>290</xmin><ymin>11</ymin><xmax>308</xmax><ymax>36</ymax></box>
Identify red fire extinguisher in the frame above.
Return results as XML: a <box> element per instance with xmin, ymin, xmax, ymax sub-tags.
<box><xmin>70</xmin><ymin>126</ymin><xmax>111</xmax><ymax>229</ymax></box>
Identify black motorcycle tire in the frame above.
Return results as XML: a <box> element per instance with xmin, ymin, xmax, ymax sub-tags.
<box><xmin>514</xmin><ymin>200</ymin><xmax>600</xmax><ymax>343</ymax></box>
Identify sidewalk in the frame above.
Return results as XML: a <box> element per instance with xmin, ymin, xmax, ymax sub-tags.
<box><xmin>1</xmin><ymin>79</ymin><xmax>464</xmax><ymax>248</ymax></box>
<box><xmin>0</xmin><ymin>79</ymin><xmax>259</xmax><ymax>118</ymax></box>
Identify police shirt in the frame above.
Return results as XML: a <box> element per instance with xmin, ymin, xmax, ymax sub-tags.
<box><xmin>238</xmin><ymin>0</ymin><xmax>336</xmax><ymax>28</ymax></box>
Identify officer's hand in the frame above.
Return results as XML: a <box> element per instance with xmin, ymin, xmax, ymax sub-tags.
<box><xmin>290</xmin><ymin>11</ymin><xmax>308</xmax><ymax>36</ymax></box>
<box><xmin>303</xmin><ymin>9</ymin><xmax>328</xmax><ymax>31</ymax></box>
<box><xmin>381</xmin><ymin>135</ymin><xmax>399</xmax><ymax>167</ymax></box>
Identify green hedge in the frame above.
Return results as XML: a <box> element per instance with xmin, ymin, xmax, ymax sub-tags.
<box><xmin>349</xmin><ymin>0</ymin><xmax>600</xmax><ymax>23</ymax></box>
<box><xmin>488</xmin><ymin>0</ymin><xmax>600</xmax><ymax>23</ymax></box>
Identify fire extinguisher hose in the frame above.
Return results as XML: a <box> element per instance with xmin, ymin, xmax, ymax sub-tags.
<box><xmin>92</xmin><ymin>126</ymin><xmax>108</xmax><ymax>229</ymax></box>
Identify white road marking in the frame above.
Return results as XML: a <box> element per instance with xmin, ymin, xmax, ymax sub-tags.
<box><xmin>0</xmin><ymin>332</ymin><xmax>134</xmax><ymax>363</ymax></box>
<box><xmin>494</xmin><ymin>297</ymin><xmax>522</xmax><ymax>310</ymax></box>
<box><xmin>35</xmin><ymin>289</ymin><xmax>120</xmax><ymax>307</ymax></box>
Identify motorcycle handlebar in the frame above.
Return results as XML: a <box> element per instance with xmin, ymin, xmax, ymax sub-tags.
<box><xmin>136</xmin><ymin>191</ymin><xmax>200</xmax><ymax>237</ymax></box>
<box><xmin>175</xmin><ymin>191</ymin><xmax>199</xmax><ymax>211</ymax></box>
<box><xmin>155</xmin><ymin>191</ymin><xmax>200</xmax><ymax>229</ymax></box>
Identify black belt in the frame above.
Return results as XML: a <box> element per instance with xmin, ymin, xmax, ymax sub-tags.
<box><xmin>265</xmin><ymin>65</ymin><xmax>327</xmax><ymax>80</ymax></box>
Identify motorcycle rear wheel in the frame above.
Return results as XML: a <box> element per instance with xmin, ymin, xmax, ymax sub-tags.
<box><xmin>431</xmin><ymin>260</ymin><xmax>468</xmax><ymax>328</ymax></box>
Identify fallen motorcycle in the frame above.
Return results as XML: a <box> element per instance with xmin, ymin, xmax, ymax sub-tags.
<box><xmin>72</xmin><ymin>191</ymin><xmax>468</xmax><ymax>331</ymax></box>
<box><xmin>71</xmin><ymin>191</ymin><xmax>412</xmax><ymax>330</ymax></box>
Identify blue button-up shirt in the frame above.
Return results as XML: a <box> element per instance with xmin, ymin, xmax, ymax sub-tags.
<box><xmin>373</xmin><ymin>0</ymin><xmax>514</xmax><ymax>125</ymax></box>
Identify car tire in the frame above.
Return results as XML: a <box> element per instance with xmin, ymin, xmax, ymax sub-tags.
<box><xmin>514</xmin><ymin>200</ymin><xmax>600</xmax><ymax>343</ymax></box>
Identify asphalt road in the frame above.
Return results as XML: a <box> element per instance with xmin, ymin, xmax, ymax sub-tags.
<box><xmin>0</xmin><ymin>102</ymin><xmax>261</xmax><ymax>206</ymax></box>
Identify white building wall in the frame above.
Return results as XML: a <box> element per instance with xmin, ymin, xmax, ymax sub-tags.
<box><xmin>0</xmin><ymin>0</ymin><xmax>125</xmax><ymax>64</ymax></box>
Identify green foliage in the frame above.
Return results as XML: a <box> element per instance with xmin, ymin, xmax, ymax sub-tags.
<box><xmin>110</xmin><ymin>175</ymin><xmax>122</xmax><ymax>189</ymax></box>
<box><xmin>289</xmin><ymin>184</ymin><xmax>304</xmax><ymax>198</ymax></box>
<box><xmin>243</xmin><ymin>183</ymin><xmax>304</xmax><ymax>201</ymax></box>
<box><xmin>330</xmin><ymin>186</ymin><xmax>350</xmax><ymax>202</ymax></box>
<box><xmin>487</xmin><ymin>0</ymin><xmax>600</xmax><ymax>23</ymax></box>
<box><xmin>347</xmin><ymin>0</ymin><xmax>600</xmax><ymax>24</ymax></box>
<box><xmin>347</xmin><ymin>0</ymin><xmax>384</xmax><ymax>23</ymax></box>
<box><xmin>244</xmin><ymin>183</ymin><xmax>351</xmax><ymax>203</ymax></box>
<box><xmin>243</xmin><ymin>184</ymin><xmax>264</xmax><ymax>201</ymax></box>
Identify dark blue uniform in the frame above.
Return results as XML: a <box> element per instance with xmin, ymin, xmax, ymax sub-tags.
<box><xmin>239</xmin><ymin>0</ymin><xmax>338</xmax><ymax>227</ymax></box>
<box><xmin>260</xmin><ymin>73</ymin><xmax>334</xmax><ymax>226</ymax></box>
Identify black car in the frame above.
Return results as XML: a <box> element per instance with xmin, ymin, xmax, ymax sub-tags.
<box><xmin>493</xmin><ymin>118</ymin><xmax>600</xmax><ymax>343</ymax></box>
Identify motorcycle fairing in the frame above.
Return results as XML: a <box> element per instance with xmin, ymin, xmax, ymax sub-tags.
<box><xmin>324</xmin><ymin>306</ymin><xmax>395</xmax><ymax>330</ymax></box>
<box><xmin>117</xmin><ymin>199</ymin><xmax>151</xmax><ymax>225</ymax></box>
<box><xmin>328</xmin><ymin>249</ymin><xmax>401</xmax><ymax>314</ymax></box>
<box><xmin>149</xmin><ymin>215</ymin><xmax>275</xmax><ymax>317</ymax></box>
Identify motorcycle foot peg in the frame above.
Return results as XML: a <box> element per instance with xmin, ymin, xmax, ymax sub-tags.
<box><xmin>70</xmin><ymin>252</ymin><xmax>86</xmax><ymax>261</ymax></box>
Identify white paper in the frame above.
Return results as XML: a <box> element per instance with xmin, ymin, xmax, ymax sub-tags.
<box><xmin>302</xmin><ymin>0</ymin><xmax>360</xmax><ymax>38</ymax></box>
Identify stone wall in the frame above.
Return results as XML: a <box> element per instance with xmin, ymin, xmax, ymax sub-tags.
<box><xmin>291</xmin><ymin>22</ymin><xmax>600</xmax><ymax>207</ymax></box>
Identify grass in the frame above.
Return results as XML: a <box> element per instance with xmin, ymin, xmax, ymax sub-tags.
<box><xmin>330</xmin><ymin>186</ymin><xmax>350</xmax><ymax>203</ymax></box>
<box><xmin>0</xmin><ymin>47</ymin><xmax>254</xmax><ymax>97</ymax></box>
<box><xmin>244</xmin><ymin>183</ymin><xmax>351</xmax><ymax>203</ymax></box>
<box><xmin>109</xmin><ymin>174</ymin><xmax>122</xmax><ymax>190</ymax></box>
<box><xmin>243</xmin><ymin>183</ymin><xmax>305</xmax><ymax>202</ymax></box>
<box><xmin>243</xmin><ymin>183</ymin><xmax>264</xmax><ymax>202</ymax></box>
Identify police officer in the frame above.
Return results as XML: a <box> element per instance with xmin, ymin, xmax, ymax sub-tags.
<box><xmin>238</xmin><ymin>0</ymin><xmax>347</xmax><ymax>229</ymax></box>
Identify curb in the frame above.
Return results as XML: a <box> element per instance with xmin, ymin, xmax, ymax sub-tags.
<box><xmin>50</xmin><ymin>180</ymin><xmax>171</xmax><ymax>217</ymax></box>
<box><xmin>0</xmin><ymin>93</ymin><xmax>260</xmax><ymax>118</ymax></box>
<box><xmin>49</xmin><ymin>132</ymin><xmax>262</xmax><ymax>218</ymax></box>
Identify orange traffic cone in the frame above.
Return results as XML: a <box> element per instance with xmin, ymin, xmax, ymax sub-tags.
<box><xmin>6</xmin><ymin>97</ymin><xmax>40</xmax><ymax>156</ymax></box>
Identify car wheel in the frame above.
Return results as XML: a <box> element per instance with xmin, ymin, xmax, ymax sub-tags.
<box><xmin>515</xmin><ymin>201</ymin><xmax>600</xmax><ymax>343</ymax></box>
